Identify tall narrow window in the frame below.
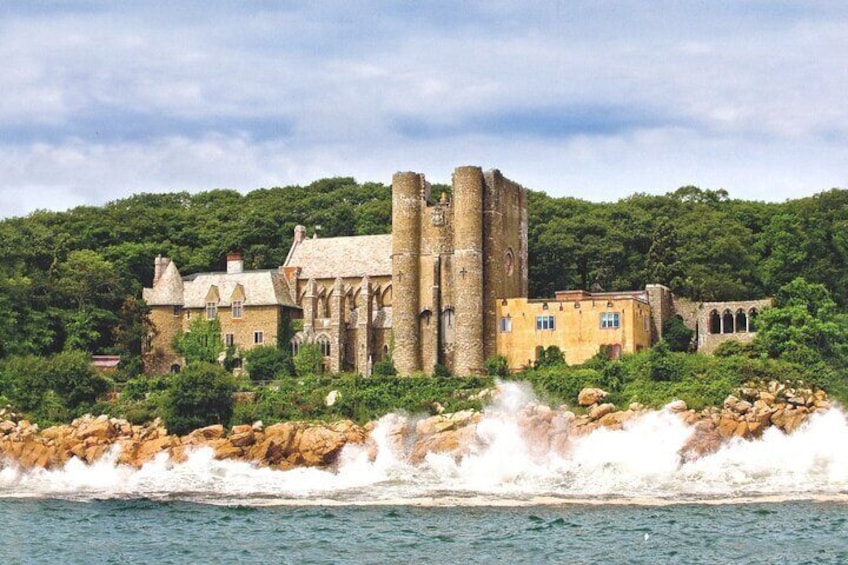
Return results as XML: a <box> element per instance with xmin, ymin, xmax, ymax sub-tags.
<box><xmin>254</xmin><ymin>331</ymin><xmax>264</xmax><ymax>345</ymax></box>
<box><xmin>206</xmin><ymin>302</ymin><xmax>218</xmax><ymax>320</ymax></box>
<box><xmin>499</xmin><ymin>316</ymin><xmax>513</xmax><ymax>333</ymax></box>
<box><xmin>232</xmin><ymin>300</ymin><xmax>243</xmax><ymax>319</ymax></box>
<box><xmin>225</xmin><ymin>333</ymin><xmax>235</xmax><ymax>347</ymax></box>
<box><xmin>173</xmin><ymin>305</ymin><xmax>182</xmax><ymax>318</ymax></box>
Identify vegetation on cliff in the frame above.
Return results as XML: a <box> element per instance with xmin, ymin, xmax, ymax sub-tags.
<box><xmin>0</xmin><ymin>174</ymin><xmax>846</xmax><ymax>430</ymax></box>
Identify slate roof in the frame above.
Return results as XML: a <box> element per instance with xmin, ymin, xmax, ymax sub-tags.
<box><xmin>284</xmin><ymin>234</ymin><xmax>392</xmax><ymax>279</ymax></box>
<box><xmin>143</xmin><ymin>261</ymin><xmax>298</xmax><ymax>308</ymax></box>
<box><xmin>142</xmin><ymin>261</ymin><xmax>184</xmax><ymax>305</ymax></box>
<box><xmin>181</xmin><ymin>271</ymin><xmax>298</xmax><ymax>308</ymax></box>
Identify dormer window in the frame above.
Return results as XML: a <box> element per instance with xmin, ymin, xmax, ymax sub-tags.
<box><xmin>232</xmin><ymin>300</ymin><xmax>243</xmax><ymax>319</ymax></box>
<box><xmin>206</xmin><ymin>302</ymin><xmax>218</xmax><ymax>320</ymax></box>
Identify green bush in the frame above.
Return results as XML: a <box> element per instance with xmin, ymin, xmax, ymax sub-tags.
<box><xmin>372</xmin><ymin>359</ymin><xmax>397</xmax><ymax>377</ymax></box>
<box><xmin>245</xmin><ymin>345</ymin><xmax>292</xmax><ymax>380</ymax></box>
<box><xmin>432</xmin><ymin>363</ymin><xmax>451</xmax><ymax>378</ymax></box>
<box><xmin>293</xmin><ymin>343</ymin><xmax>323</xmax><ymax>376</ymax></box>
<box><xmin>662</xmin><ymin>316</ymin><xmax>694</xmax><ymax>352</ymax></box>
<box><xmin>161</xmin><ymin>362</ymin><xmax>235</xmax><ymax>435</ymax></box>
<box><xmin>485</xmin><ymin>355</ymin><xmax>509</xmax><ymax>377</ymax></box>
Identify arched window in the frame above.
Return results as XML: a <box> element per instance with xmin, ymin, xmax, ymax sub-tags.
<box><xmin>709</xmin><ymin>310</ymin><xmax>721</xmax><ymax>334</ymax></box>
<box><xmin>170</xmin><ymin>364</ymin><xmax>181</xmax><ymax>374</ymax></box>
<box><xmin>381</xmin><ymin>285</ymin><xmax>392</xmax><ymax>307</ymax></box>
<box><xmin>735</xmin><ymin>309</ymin><xmax>747</xmax><ymax>333</ymax></box>
<box><xmin>317</xmin><ymin>335</ymin><xmax>331</xmax><ymax>357</ymax></box>
<box><xmin>291</xmin><ymin>336</ymin><xmax>302</xmax><ymax>357</ymax></box>
<box><xmin>749</xmin><ymin>308</ymin><xmax>759</xmax><ymax>332</ymax></box>
<box><xmin>722</xmin><ymin>310</ymin><xmax>734</xmax><ymax>334</ymax></box>
<box><xmin>440</xmin><ymin>308</ymin><xmax>456</xmax><ymax>346</ymax></box>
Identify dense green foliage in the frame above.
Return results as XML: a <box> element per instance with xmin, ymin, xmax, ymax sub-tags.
<box><xmin>662</xmin><ymin>316</ymin><xmax>694</xmax><ymax>352</ymax></box>
<box><xmin>244</xmin><ymin>345</ymin><xmax>292</xmax><ymax>381</ymax></box>
<box><xmin>173</xmin><ymin>318</ymin><xmax>223</xmax><ymax>365</ymax></box>
<box><xmin>160</xmin><ymin>363</ymin><xmax>235</xmax><ymax>435</ymax></box>
<box><xmin>293</xmin><ymin>343</ymin><xmax>324</xmax><ymax>376</ymax></box>
<box><xmin>0</xmin><ymin>350</ymin><xmax>111</xmax><ymax>424</ymax></box>
<box><xmin>1</xmin><ymin>178</ymin><xmax>847</xmax><ymax>369</ymax></box>
<box><xmin>230</xmin><ymin>374</ymin><xmax>493</xmax><ymax>425</ymax></box>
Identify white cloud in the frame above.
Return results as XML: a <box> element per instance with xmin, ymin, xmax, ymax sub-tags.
<box><xmin>0</xmin><ymin>2</ymin><xmax>846</xmax><ymax>218</ymax></box>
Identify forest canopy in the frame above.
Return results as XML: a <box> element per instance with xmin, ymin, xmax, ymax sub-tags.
<box><xmin>0</xmin><ymin>177</ymin><xmax>846</xmax><ymax>362</ymax></box>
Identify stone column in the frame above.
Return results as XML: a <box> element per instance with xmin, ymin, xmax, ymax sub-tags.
<box><xmin>391</xmin><ymin>171</ymin><xmax>422</xmax><ymax>375</ymax></box>
<box><xmin>329</xmin><ymin>277</ymin><xmax>345</xmax><ymax>373</ymax></box>
<box><xmin>357</xmin><ymin>276</ymin><xmax>373</xmax><ymax>376</ymax></box>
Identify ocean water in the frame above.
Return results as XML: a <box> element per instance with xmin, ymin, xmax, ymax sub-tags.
<box><xmin>2</xmin><ymin>499</ymin><xmax>847</xmax><ymax>564</ymax></box>
<box><xmin>2</xmin><ymin>383</ymin><xmax>848</xmax><ymax>563</ymax></box>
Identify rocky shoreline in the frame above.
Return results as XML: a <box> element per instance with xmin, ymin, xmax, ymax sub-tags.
<box><xmin>0</xmin><ymin>380</ymin><xmax>834</xmax><ymax>472</ymax></box>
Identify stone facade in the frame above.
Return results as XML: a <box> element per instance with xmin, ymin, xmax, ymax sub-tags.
<box><xmin>144</xmin><ymin>166</ymin><xmax>529</xmax><ymax>377</ymax></box>
<box><xmin>391</xmin><ymin>167</ymin><xmax>528</xmax><ymax>376</ymax></box>
<box><xmin>142</xmin><ymin>254</ymin><xmax>294</xmax><ymax>374</ymax></box>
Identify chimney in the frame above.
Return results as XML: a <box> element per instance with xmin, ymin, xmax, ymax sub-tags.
<box><xmin>153</xmin><ymin>255</ymin><xmax>171</xmax><ymax>286</ymax></box>
<box><xmin>227</xmin><ymin>252</ymin><xmax>244</xmax><ymax>274</ymax></box>
<box><xmin>294</xmin><ymin>225</ymin><xmax>306</xmax><ymax>244</ymax></box>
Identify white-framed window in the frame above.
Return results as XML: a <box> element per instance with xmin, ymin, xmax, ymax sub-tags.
<box><xmin>254</xmin><ymin>331</ymin><xmax>264</xmax><ymax>344</ymax></box>
<box><xmin>225</xmin><ymin>333</ymin><xmax>235</xmax><ymax>347</ymax></box>
<box><xmin>232</xmin><ymin>300</ymin><xmax>243</xmax><ymax>319</ymax></box>
<box><xmin>206</xmin><ymin>302</ymin><xmax>218</xmax><ymax>320</ymax></box>
<box><xmin>499</xmin><ymin>316</ymin><xmax>512</xmax><ymax>333</ymax></box>
<box><xmin>535</xmin><ymin>315</ymin><xmax>555</xmax><ymax>331</ymax></box>
<box><xmin>600</xmin><ymin>312</ymin><xmax>620</xmax><ymax>329</ymax></box>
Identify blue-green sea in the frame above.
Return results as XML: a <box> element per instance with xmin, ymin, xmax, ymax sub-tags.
<box><xmin>3</xmin><ymin>385</ymin><xmax>848</xmax><ymax>563</ymax></box>
<box><xmin>1</xmin><ymin>498</ymin><xmax>847</xmax><ymax>564</ymax></box>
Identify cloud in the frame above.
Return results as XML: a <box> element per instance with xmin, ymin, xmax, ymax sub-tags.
<box><xmin>0</xmin><ymin>2</ymin><xmax>846</xmax><ymax>218</ymax></box>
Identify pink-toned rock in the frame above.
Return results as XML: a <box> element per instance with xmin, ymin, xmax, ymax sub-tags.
<box><xmin>588</xmin><ymin>403</ymin><xmax>615</xmax><ymax>421</ymax></box>
<box><xmin>297</xmin><ymin>426</ymin><xmax>348</xmax><ymax>466</ymax></box>
<box><xmin>578</xmin><ymin>388</ymin><xmax>608</xmax><ymax>407</ymax></box>
<box><xmin>228</xmin><ymin>425</ymin><xmax>256</xmax><ymax>448</ymax></box>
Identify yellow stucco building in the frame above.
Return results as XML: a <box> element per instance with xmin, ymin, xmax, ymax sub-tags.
<box><xmin>496</xmin><ymin>289</ymin><xmax>653</xmax><ymax>369</ymax></box>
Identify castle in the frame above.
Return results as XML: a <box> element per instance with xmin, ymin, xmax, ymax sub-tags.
<box><xmin>142</xmin><ymin>165</ymin><xmax>767</xmax><ymax>375</ymax></box>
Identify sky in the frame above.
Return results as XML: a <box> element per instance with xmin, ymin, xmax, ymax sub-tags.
<box><xmin>0</xmin><ymin>1</ymin><xmax>846</xmax><ymax>218</ymax></box>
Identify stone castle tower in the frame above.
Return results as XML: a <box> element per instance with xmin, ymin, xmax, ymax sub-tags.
<box><xmin>392</xmin><ymin>166</ymin><xmax>528</xmax><ymax>376</ymax></box>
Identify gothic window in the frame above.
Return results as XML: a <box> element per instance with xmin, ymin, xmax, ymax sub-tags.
<box><xmin>749</xmin><ymin>308</ymin><xmax>759</xmax><ymax>331</ymax></box>
<box><xmin>709</xmin><ymin>310</ymin><xmax>721</xmax><ymax>334</ymax></box>
<box><xmin>722</xmin><ymin>310</ymin><xmax>734</xmax><ymax>334</ymax></box>
<box><xmin>735</xmin><ymin>310</ymin><xmax>747</xmax><ymax>333</ymax></box>
<box><xmin>441</xmin><ymin>308</ymin><xmax>456</xmax><ymax>346</ymax></box>
<box><xmin>599</xmin><ymin>312</ymin><xmax>620</xmax><ymax>329</ymax></box>
<box><xmin>317</xmin><ymin>335</ymin><xmax>331</xmax><ymax>357</ymax></box>
<box><xmin>504</xmin><ymin>248</ymin><xmax>515</xmax><ymax>276</ymax></box>
<box><xmin>291</xmin><ymin>337</ymin><xmax>301</xmax><ymax>357</ymax></box>
<box><xmin>232</xmin><ymin>300</ymin><xmax>243</xmax><ymax>319</ymax></box>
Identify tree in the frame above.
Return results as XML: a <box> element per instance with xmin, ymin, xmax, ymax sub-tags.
<box><xmin>161</xmin><ymin>362</ymin><xmax>235</xmax><ymax>435</ymax></box>
<box><xmin>244</xmin><ymin>345</ymin><xmax>292</xmax><ymax>380</ymax></box>
<box><xmin>173</xmin><ymin>318</ymin><xmax>223</xmax><ymax>365</ymax></box>
<box><xmin>485</xmin><ymin>355</ymin><xmax>509</xmax><ymax>377</ymax></box>
<box><xmin>293</xmin><ymin>343</ymin><xmax>324</xmax><ymax>376</ymax></box>
<box><xmin>754</xmin><ymin>278</ymin><xmax>848</xmax><ymax>367</ymax></box>
<box><xmin>662</xmin><ymin>316</ymin><xmax>694</xmax><ymax>352</ymax></box>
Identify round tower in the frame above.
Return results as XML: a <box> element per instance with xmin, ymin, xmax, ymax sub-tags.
<box><xmin>391</xmin><ymin>171</ymin><xmax>422</xmax><ymax>375</ymax></box>
<box><xmin>452</xmin><ymin>166</ymin><xmax>485</xmax><ymax>375</ymax></box>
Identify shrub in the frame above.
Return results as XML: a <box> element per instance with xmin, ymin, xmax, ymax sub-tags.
<box><xmin>485</xmin><ymin>355</ymin><xmax>509</xmax><ymax>377</ymax></box>
<box><xmin>372</xmin><ymin>359</ymin><xmax>397</xmax><ymax>377</ymax></box>
<box><xmin>662</xmin><ymin>316</ymin><xmax>694</xmax><ymax>352</ymax></box>
<box><xmin>293</xmin><ymin>343</ymin><xmax>324</xmax><ymax>376</ymax></box>
<box><xmin>245</xmin><ymin>345</ymin><xmax>292</xmax><ymax>380</ymax></box>
<box><xmin>432</xmin><ymin>363</ymin><xmax>451</xmax><ymax>378</ymax></box>
<box><xmin>648</xmin><ymin>341</ymin><xmax>682</xmax><ymax>382</ymax></box>
<box><xmin>161</xmin><ymin>362</ymin><xmax>235</xmax><ymax>435</ymax></box>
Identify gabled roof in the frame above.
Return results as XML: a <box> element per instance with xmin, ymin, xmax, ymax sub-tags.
<box><xmin>284</xmin><ymin>234</ymin><xmax>392</xmax><ymax>279</ymax></box>
<box><xmin>142</xmin><ymin>261</ymin><xmax>184</xmax><ymax>305</ymax></box>
<box><xmin>180</xmin><ymin>270</ymin><xmax>298</xmax><ymax>308</ymax></box>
